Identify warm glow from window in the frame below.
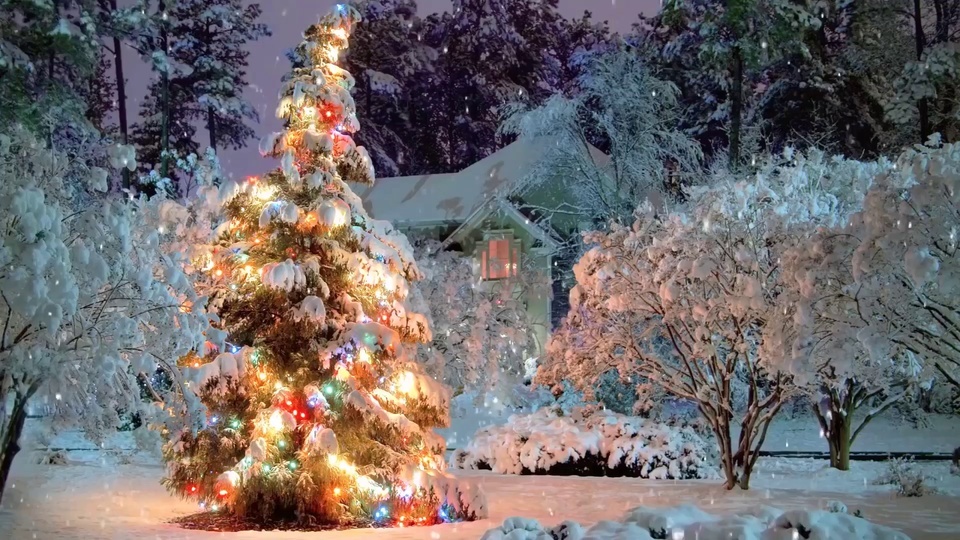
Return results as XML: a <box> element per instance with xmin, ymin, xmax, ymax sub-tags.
<box><xmin>481</xmin><ymin>237</ymin><xmax>519</xmax><ymax>280</ymax></box>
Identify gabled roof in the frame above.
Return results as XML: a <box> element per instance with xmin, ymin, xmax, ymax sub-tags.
<box><xmin>353</xmin><ymin>136</ymin><xmax>608</xmax><ymax>225</ymax></box>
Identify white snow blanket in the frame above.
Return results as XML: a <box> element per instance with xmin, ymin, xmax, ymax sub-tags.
<box><xmin>454</xmin><ymin>407</ymin><xmax>716</xmax><ymax>479</ymax></box>
<box><xmin>480</xmin><ymin>503</ymin><xmax>911</xmax><ymax>540</ymax></box>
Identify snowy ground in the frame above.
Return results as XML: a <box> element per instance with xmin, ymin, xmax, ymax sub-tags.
<box><xmin>2</xmin><ymin>422</ymin><xmax>960</xmax><ymax>539</ymax></box>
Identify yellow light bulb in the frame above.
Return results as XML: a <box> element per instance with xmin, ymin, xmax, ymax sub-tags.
<box><xmin>333</xmin><ymin>28</ymin><xmax>347</xmax><ymax>39</ymax></box>
<box><xmin>397</xmin><ymin>371</ymin><xmax>416</xmax><ymax>395</ymax></box>
<box><xmin>326</xmin><ymin>45</ymin><xmax>339</xmax><ymax>62</ymax></box>
<box><xmin>255</xmin><ymin>185</ymin><xmax>276</xmax><ymax>201</ymax></box>
<box><xmin>268</xmin><ymin>409</ymin><xmax>284</xmax><ymax>432</ymax></box>
<box><xmin>357</xmin><ymin>348</ymin><xmax>371</xmax><ymax>363</ymax></box>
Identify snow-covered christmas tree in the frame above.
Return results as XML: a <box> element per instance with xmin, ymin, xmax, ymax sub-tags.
<box><xmin>160</xmin><ymin>5</ymin><xmax>485</xmax><ymax>527</ymax></box>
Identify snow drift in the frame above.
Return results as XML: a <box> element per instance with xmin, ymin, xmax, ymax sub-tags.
<box><xmin>480</xmin><ymin>503</ymin><xmax>910</xmax><ymax>540</ymax></box>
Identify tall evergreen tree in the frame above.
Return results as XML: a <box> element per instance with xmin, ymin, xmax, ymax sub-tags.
<box><xmin>556</xmin><ymin>11</ymin><xmax>613</xmax><ymax>93</ymax></box>
<box><xmin>641</xmin><ymin>1</ymin><xmax>897</xmax><ymax>162</ymax></box>
<box><xmin>882</xmin><ymin>0</ymin><xmax>960</xmax><ymax>143</ymax></box>
<box><xmin>344</xmin><ymin>0</ymin><xmax>433</xmax><ymax>177</ymax></box>
<box><xmin>342</xmin><ymin>0</ymin><xmax>608</xmax><ymax>176</ymax></box>
<box><xmin>133</xmin><ymin>80</ymin><xmax>199</xmax><ymax>182</ymax></box>
<box><xmin>159</xmin><ymin>6</ymin><xmax>486</xmax><ymax>526</ymax></box>
<box><xmin>82</xmin><ymin>48</ymin><xmax>117</xmax><ymax>134</ymax></box>
<box><xmin>174</xmin><ymin>0</ymin><xmax>269</xmax><ymax>152</ymax></box>
<box><xmin>411</xmin><ymin>0</ymin><xmax>567</xmax><ymax>172</ymax></box>
<box><xmin>132</xmin><ymin>0</ymin><xmax>268</xmax><ymax>191</ymax></box>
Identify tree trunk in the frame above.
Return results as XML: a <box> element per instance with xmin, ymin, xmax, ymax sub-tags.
<box><xmin>718</xmin><ymin>420</ymin><xmax>738</xmax><ymax>490</ymax></box>
<box><xmin>913</xmin><ymin>0</ymin><xmax>931</xmax><ymax>143</ymax></box>
<box><xmin>708</xmin><ymin>406</ymin><xmax>740</xmax><ymax>490</ymax></box>
<box><xmin>206</xmin><ymin>105</ymin><xmax>217</xmax><ymax>153</ymax></box>
<box><xmin>826</xmin><ymin>414</ymin><xmax>852</xmax><ymax>471</ymax></box>
<box><xmin>109</xmin><ymin>0</ymin><xmax>130</xmax><ymax>189</ymax></box>
<box><xmin>0</xmin><ymin>392</ymin><xmax>29</xmax><ymax>505</ymax></box>
<box><xmin>159</xmin><ymin>0</ymin><xmax>171</xmax><ymax>181</ymax></box>
<box><xmin>738</xmin><ymin>464</ymin><xmax>753</xmax><ymax>490</ymax></box>
<box><xmin>728</xmin><ymin>46</ymin><xmax>744</xmax><ymax>169</ymax></box>
<box><xmin>814</xmin><ymin>383</ymin><xmax>855</xmax><ymax>471</ymax></box>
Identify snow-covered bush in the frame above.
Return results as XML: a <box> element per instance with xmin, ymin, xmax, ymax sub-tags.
<box><xmin>0</xmin><ymin>126</ymin><xmax>210</xmax><ymax>503</ymax></box>
<box><xmin>35</xmin><ymin>449</ymin><xmax>68</xmax><ymax>466</ymax></box>
<box><xmin>480</xmin><ymin>503</ymin><xmax>909</xmax><ymax>540</ymax></box>
<box><xmin>454</xmin><ymin>407</ymin><xmax>716</xmax><ymax>480</ymax></box>
<box><xmin>540</xmin><ymin>154</ymin><xmax>849</xmax><ymax>489</ymax></box>
<box><xmin>759</xmin><ymin>149</ymin><xmax>934</xmax><ymax>470</ymax></box>
<box><xmin>872</xmin><ymin>458</ymin><xmax>933</xmax><ymax>497</ymax></box>
<box><xmin>839</xmin><ymin>140</ymin><xmax>960</xmax><ymax>393</ymax></box>
<box><xmin>824</xmin><ymin>499</ymin><xmax>865</xmax><ymax>518</ymax></box>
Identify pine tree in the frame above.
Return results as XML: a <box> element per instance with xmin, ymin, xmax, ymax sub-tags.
<box><xmin>132</xmin><ymin>0</ymin><xmax>268</xmax><ymax>190</ymax></box>
<box><xmin>656</xmin><ymin>0</ymin><xmax>822</xmax><ymax>167</ymax></box>
<box><xmin>159</xmin><ymin>6</ymin><xmax>486</xmax><ymax>527</ymax></box>
<box><xmin>0</xmin><ymin>0</ymin><xmax>100</xmax><ymax>137</ymax></box>
<box><xmin>82</xmin><ymin>48</ymin><xmax>117</xmax><ymax>133</ymax></box>
<box><xmin>556</xmin><ymin>11</ymin><xmax>612</xmax><ymax>93</ymax></box>
<box><xmin>170</xmin><ymin>0</ymin><xmax>269</xmax><ymax>152</ymax></box>
<box><xmin>413</xmin><ymin>0</ymin><xmax>566</xmax><ymax>173</ymax></box>
<box><xmin>133</xmin><ymin>78</ymin><xmax>199</xmax><ymax>183</ymax></box>
<box><xmin>344</xmin><ymin>0</ymin><xmax>430</xmax><ymax>177</ymax></box>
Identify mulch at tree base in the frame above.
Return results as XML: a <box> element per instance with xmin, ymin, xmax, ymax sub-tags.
<box><xmin>171</xmin><ymin>512</ymin><xmax>370</xmax><ymax>532</ymax></box>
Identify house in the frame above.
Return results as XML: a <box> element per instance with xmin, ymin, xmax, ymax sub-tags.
<box><xmin>353</xmin><ymin>136</ymin><xmax>611</xmax><ymax>356</ymax></box>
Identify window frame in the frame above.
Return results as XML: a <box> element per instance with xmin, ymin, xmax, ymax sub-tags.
<box><xmin>479</xmin><ymin>230</ymin><xmax>521</xmax><ymax>281</ymax></box>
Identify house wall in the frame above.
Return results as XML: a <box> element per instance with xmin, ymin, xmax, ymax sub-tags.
<box><xmin>396</xmin><ymin>211</ymin><xmax>554</xmax><ymax>361</ymax></box>
<box><xmin>449</xmin><ymin>211</ymin><xmax>553</xmax><ymax>360</ymax></box>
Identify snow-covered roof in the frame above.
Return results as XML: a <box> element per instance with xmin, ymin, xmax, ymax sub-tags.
<box><xmin>353</xmin><ymin>136</ymin><xmax>607</xmax><ymax>225</ymax></box>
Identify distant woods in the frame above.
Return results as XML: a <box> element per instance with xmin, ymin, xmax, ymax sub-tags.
<box><xmin>345</xmin><ymin>0</ymin><xmax>960</xmax><ymax>177</ymax></box>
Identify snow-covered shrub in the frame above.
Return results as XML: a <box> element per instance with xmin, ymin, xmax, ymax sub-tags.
<box><xmin>872</xmin><ymin>458</ymin><xmax>933</xmax><ymax>497</ymax></box>
<box><xmin>480</xmin><ymin>503</ymin><xmax>909</xmax><ymax>540</ymax></box>
<box><xmin>835</xmin><ymin>141</ymin><xmax>960</xmax><ymax>393</ymax></box>
<box><xmin>540</xmin><ymin>154</ymin><xmax>860</xmax><ymax>488</ymax></box>
<box><xmin>825</xmin><ymin>500</ymin><xmax>865</xmax><ymax>518</ymax></box>
<box><xmin>35</xmin><ymin>449</ymin><xmax>68</xmax><ymax>465</ymax></box>
<box><xmin>454</xmin><ymin>407</ymin><xmax>716</xmax><ymax>480</ymax></box>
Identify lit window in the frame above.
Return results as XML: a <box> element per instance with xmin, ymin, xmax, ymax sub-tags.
<box><xmin>480</xmin><ymin>234</ymin><xmax>520</xmax><ymax>280</ymax></box>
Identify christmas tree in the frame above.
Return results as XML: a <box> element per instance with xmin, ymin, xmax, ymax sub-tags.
<box><xmin>160</xmin><ymin>5</ymin><xmax>486</xmax><ymax>527</ymax></box>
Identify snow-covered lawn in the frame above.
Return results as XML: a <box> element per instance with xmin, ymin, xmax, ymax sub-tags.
<box><xmin>2</xmin><ymin>426</ymin><xmax>959</xmax><ymax>539</ymax></box>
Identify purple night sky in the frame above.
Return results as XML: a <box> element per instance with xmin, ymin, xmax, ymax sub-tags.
<box><xmin>124</xmin><ymin>1</ymin><xmax>659</xmax><ymax>180</ymax></box>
